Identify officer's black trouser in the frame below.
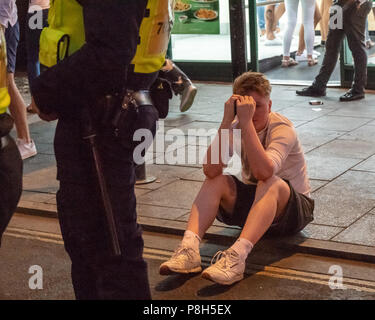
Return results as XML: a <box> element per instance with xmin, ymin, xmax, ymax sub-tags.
<box><xmin>313</xmin><ymin>1</ymin><xmax>372</xmax><ymax>93</ymax></box>
<box><xmin>0</xmin><ymin>129</ymin><xmax>22</xmax><ymax>246</ymax></box>
<box><xmin>54</xmin><ymin>104</ymin><xmax>158</xmax><ymax>300</ymax></box>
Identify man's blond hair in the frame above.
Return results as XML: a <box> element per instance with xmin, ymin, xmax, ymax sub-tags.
<box><xmin>233</xmin><ymin>72</ymin><xmax>271</xmax><ymax>97</ymax></box>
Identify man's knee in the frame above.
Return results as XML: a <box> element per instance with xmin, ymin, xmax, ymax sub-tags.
<box><xmin>203</xmin><ymin>174</ymin><xmax>236</xmax><ymax>202</ymax></box>
<box><xmin>257</xmin><ymin>176</ymin><xmax>288</xmax><ymax>197</ymax></box>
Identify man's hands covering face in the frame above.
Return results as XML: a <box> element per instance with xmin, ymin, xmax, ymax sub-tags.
<box><xmin>222</xmin><ymin>94</ymin><xmax>256</xmax><ymax>127</ymax></box>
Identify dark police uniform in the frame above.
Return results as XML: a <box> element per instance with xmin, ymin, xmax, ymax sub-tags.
<box><xmin>0</xmin><ymin>27</ymin><xmax>22</xmax><ymax>247</ymax></box>
<box><xmin>32</xmin><ymin>0</ymin><xmax>172</xmax><ymax>299</ymax></box>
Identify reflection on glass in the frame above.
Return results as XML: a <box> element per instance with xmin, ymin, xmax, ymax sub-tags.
<box><xmin>171</xmin><ymin>0</ymin><xmax>231</xmax><ymax>61</ymax></box>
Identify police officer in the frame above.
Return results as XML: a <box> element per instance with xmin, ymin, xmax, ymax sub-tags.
<box><xmin>30</xmin><ymin>0</ymin><xmax>173</xmax><ymax>299</ymax></box>
<box><xmin>297</xmin><ymin>0</ymin><xmax>372</xmax><ymax>101</ymax></box>
<box><xmin>0</xmin><ymin>25</ymin><xmax>22</xmax><ymax>246</ymax></box>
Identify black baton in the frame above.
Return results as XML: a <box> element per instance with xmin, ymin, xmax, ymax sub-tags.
<box><xmin>81</xmin><ymin>108</ymin><xmax>121</xmax><ymax>257</ymax></box>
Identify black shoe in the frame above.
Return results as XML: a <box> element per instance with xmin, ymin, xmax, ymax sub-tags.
<box><xmin>296</xmin><ymin>86</ymin><xmax>326</xmax><ymax>97</ymax></box>
<box><xmin>339</xmin><ymin>90</ymin><xmax>365</xmax><ymax>102</ymax></box>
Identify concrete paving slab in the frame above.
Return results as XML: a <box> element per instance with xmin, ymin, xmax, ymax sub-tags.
<box><xmin>173</xmin><ymin>121</ymin><xmax>221</xmax><ymax>135</ymax></box>
<box><xmin>332</xmin><ymin>213</ymin><xmax>375</xmax><ymax>247</ymax></box>
<box><xmin>134</xmin><ymin>188</ymin><xmax>153</xmax><ymax>197</ymax></box>
<box><xmin>23</xmin><ymin>167</ymin><xmax>58</xmax><ymax>194</ymax></box>
<box><xmin>278</xmin><ymin>104</ymin><xmax>335</xmax><ymax>121</ymax></box>
<box><xmin>306</xmin><ymin>139</ymin><xmax>375</xmax><ymax>160</ymax></box>
<box><xmin>352</xmin><ymin>155</ymin><xmax>375</xmax><ymax>173</ymax></box>
<box><xmin>297</xmin><ymin>115</ymin><xmax>372</xmax><ymax>132</ymax></box>
<box><xmin>137</xmin><ymin>180</ymin><xmax>203</xmax><ymax>209</ymax></box>
<box><xmin>328</xmin><ymin>106</ymin><xmax>375</xmax><ymax>118</ymax></box>
<box><xmin>301</xmin><ymin>224</ymin><xmax>344</xmax><ymax>241</ymax></box>
<box><xmin>338</xmin><ymin>125</ymin><xmax>375</xmax><ymax>143</ymax></box>
<box><xmin>195</xmin><ymin>113</ymin><xmax>223</xmax><ymax>123</ymax></box>
<box><xmin>312</xmin><ymin>170</ymin><xmax>375</xmax><ymax>227</ymax></box>
<box><xmin>154</xmin><ymin>145</ymin><xmax>206</xmax><ymax>168</ymax></box>
<box><xmin>309</xmin><ymin>179</ymin><xmax>329</xmax><ymax>192</ymax></box>
<box><xmin>22</xmin><ymin>154</ymin><xmax>56</xmax><ymax>176</ymax></box>
<box><xmin>162</xmin><ymin>112</ymin><xmax>205</xmax><ymax>127</ymax></box>
<box><xmin>28</xmin><ymin>121</ymin><xmax>57</xmax><ymax>145</ymax></box>
<box><xmin>135</xmin><ymin>164</ymin><xmax>198</xmax><ymax>191</ymax></box>
<box><xmin>304</xmin><ymin>153</ymin><xmax>360</xmax><ymax>180</ymax></box>
<box><xmin>34</xmin><ymin>142</ymin><xmax>55</xmax><ymax>155</ymax></box>
<box><xmin>290</xmin><ymin>120</ymin><xmax>309</xmax><ymax>128</ymax></box>
<box><xmin>296</xmin><ymin>126</ymin><xmax>344</xmax><ymax>153</ymax></box>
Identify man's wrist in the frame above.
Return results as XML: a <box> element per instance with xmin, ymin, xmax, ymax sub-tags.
<box><xmin>240</xmin><ymin>120</ymin><xmax>256</xmax><ymax>136</ymax></box>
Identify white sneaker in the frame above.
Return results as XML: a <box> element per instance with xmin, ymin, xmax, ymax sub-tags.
<box><xmin>159</xmin><ymin>245</ymin><xmax>202</xmax><ymax>275</ymax></box>
<box><xmin>16</xmin><ymin>138</ymin><xmax>37</xmax><ymax>160</ymax></box>
<box><xmin>201</xmin><ymin>249</ymin><xmax>245</xmax><ymax>285</ymax></box>
<box><xmin>264</xmin><ymin>38</ymin><xmax>283</xmax><ymax>46</ymax></box>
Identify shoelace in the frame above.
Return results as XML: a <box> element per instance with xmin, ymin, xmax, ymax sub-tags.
<box><xmin>172</xmin><ymin>246</ymin><xmax>195</xmax><ymax>261</ymax></box>
<box><xmin>210</xmin><ymin>250</ymin><xmax>239</xmax><ymax>270</ymax></box>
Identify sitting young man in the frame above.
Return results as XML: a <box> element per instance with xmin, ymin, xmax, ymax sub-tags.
<box><xmin>159</xmin><ymin>72</ymin><xmax>314</xmax><ymax>286</ymax></box>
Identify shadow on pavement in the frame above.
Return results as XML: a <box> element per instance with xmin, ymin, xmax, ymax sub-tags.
<box><xmin>155</xmin><ymin>273</ymin><xmax>200</xmax><ymax>292</ymax></box>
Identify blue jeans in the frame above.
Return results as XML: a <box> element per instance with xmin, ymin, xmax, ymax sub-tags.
<box><xmin>26</xmin><ymin>9</ymin><xmax>49</xmax><ymax>94</ymax></box>
<box><xmin>4</xmin><ymin>21</ymin><xmax>19</xmax><ymax>74</ymax></box>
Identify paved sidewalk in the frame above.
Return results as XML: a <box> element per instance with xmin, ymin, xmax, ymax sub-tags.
<box><xmin>15</xmin><ymin>75</ymin><xmax>375</xmax><ymax>263</ymax></box>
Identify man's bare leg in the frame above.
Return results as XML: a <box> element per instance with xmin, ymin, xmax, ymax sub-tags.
<box><xmin>7</xmin><ymin>73</ymin><xmax>31</xmax><ymax>143</ymax></box>
<box><xmin>201</xmin><ymin>176</ymin><xmax>290</xmax><ymax>285</ymax></box>
<box><xmin>239</xmin><ymin>176</ymin><xmax>290</xmax><ymax>245</ymax></box>
<box><xmin>273</xmin><ymin>3</ymin><xmax>285</xmax><ymax>32</ymax></box>
<box><xmin>265</xmin><ymin>5</ymin><xmax>276</xmax><ymax>40</ymax></box>
<box><xmin>159</xmin><ymin>174</ymin><xmax>237</xmax><ymax>275</ymax></box>
<box><xmin>187</xmin><ymin>175</ymin><xmax>237</xmax><ymax>239</ymax></box>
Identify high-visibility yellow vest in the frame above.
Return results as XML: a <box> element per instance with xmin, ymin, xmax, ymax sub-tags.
<box><xmin>39</xmin><ymin>0</ymin><xmax>85</xmax><ymax>68</ymax></box>
<box><xmin>39</xmin><ymin>0</ymin><xmax>173</xmax><ymax>73</ymax></box>
<box><xmin>132</xmin><ymin>0</ymin><xmax>174</xmax><ymax>74</ymax></box>
<box><xmin>0</xmin><ymin>28</ymin><xmax>10</xmax><ymax>115</ymax></box>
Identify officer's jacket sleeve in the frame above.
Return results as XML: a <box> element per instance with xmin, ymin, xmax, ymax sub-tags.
<box><xmin>31</xmin><ymin>0</ymin><xmax>148</xmax><ymax>117</ymax></box>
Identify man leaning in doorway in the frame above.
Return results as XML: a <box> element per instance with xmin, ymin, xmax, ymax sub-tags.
<box><xmin>297</xmin><ymin>0</ymin><xmax>372</xmax><ymax>102</ymax></box>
